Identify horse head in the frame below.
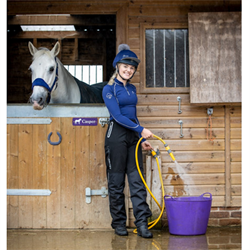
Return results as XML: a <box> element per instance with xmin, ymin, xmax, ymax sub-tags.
<box><xmin>28</xmin><ymin>41</ymin><xmax>60</xmax><ymax>110</ymax></box>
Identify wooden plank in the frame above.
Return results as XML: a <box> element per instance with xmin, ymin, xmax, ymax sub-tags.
<box><xmin>231</xmin><ymin>185</ymin><xmax>241</xmax><ymax>196</ymax></box>
<box><xmin>124</xmin><ymin>176</ymin><xmax>130</xmax><ymax>227</ymax></box>
<box><xmin>137</xmin><ymin>94</ymin><xmax>190</xmax><ymax>105</ymax></box>
<box><xmin>18</xmin><ymin>124</ymin><xmax>33</xmax><ymax>228</ymax></box>
<box><xmin>137</xmin><ymin>105</ymin><xmax>225</xmax><ymax>117</ymax></box>
<box><xmin>230</xmin><ymin>117</ymin><xmax>242</xmax><ymax>128</ymax></box>
<box><xmin>150</xmin><ymin>139</ymin><xmax>225</xmax><ymax>151</ymax></box>
<box><xmin>129</xmin><ymin>15</ymin><xmax>188</xmax><ymax>26</ymax></box>
<box><xmin>162</xmin><ymin>162</ymin><xmax>225</xmax><ymax>174</ymax></box>
<box><xmin>47</xmin><ymin>117</ymin><xmax>61</xmax><ymax>228</ymax></box>
<box><xmin>231</xmin><ymin>151</ymin><xmax>241</xmax><ymax>162</ymax></box>
<box><xmin>231</xmin><ymin>174</ymin><xmax>241</xmax><ymax>185</ymax></box>
<box><xmin>128</xmin><ymin>4</ymin><xmax>228</xmax><ymax>17</ymax></box>
<box><xmin>32</xmin><ymin>124</ymin><xmax>47</xmax><ymax>228</ymax></box>
<box><xmin>189</xmin><ymin>12</ymin><xmax>241</xmax><ymax>104</ymax></box>
<box><xmin>145</xmin><ymin>156</ymin><xmax>152</xmax><ymax>211</ymax></box>
<box><xmin>150</xmin><ymin>128</ymin><xmax>225</xmax><ymax>140</ymax></box>
<box><xmin>139</xmin><ymin>117</ymin><xmax>225</xmax><ymax>128</ymax></box>
<box><xmin>230</xmin><ymin>139</ymin><xmax>241</xmax><ymax>150</ymax></box>
<box><xmin>231</xmin><ymin>196</ymin><xmax>241</xmax><ymax>207</ymax></box>
<box><xmin>231</xmin><ymin>128</ymin><xmax>241</xmax><ymax>139</ymax></box>
<box><xmin>164</xmin><ymin>185</ymin><xmax>225</xmax><ymax>196</ymax></box>
<box><xmin>75</xmin><ymin>125</ymin><xmax>90</xmax><ymax>229</ymax></box>
<box><xmin>7</xmin><ymin>2</ymin><xmax>123</xmax><ymax>15</ymax></box>
<box><xmin>225</xmin><ymin>106</ymin><xmax>231</xmax><ymax>207</ymax></box>
<box><xmin>87</xmin><ymin>123</ymin><xmax>111</xmax><ymax>228</ymax></box>
<box><xmin>229</xmin><ymin>106</ymin><xmax>241</xmax><ymax>117</ymax></box>
<box><xmin>161</xmin><ymin>151</ymin><xmax>225</xmax><ymax>163</ymax></box>
<box><xmin>128</xmin><ymin>0</ymin><xmax>241</xmax><ymax>6</ymax></box>
<box><xmin>116</xmin><ymin>3</ymin><xmax>128</xmax><ymax>47</ymax></box>
<box><xmin>231</xmin><ymin>162</ymin><xmax>241</xmax><ymax>173</ymax></box>
<box><xmin>163</xmin><ymin>173</ymin><xmax>225</xmax><ymax>185</ymax></box>
<box><xmin>60</xmin><ymin>118</ymin><xmax>75</xmax><ymax>228</ymax></box>
<box><xmin>151</xmin><ymin>149</ymin><xmax>162</xmax><ymax>228</ymax></box>
<box><xmin>7</xmin><ymin>125</ymin><xmax>19</xmax><ymax>228</ymax></box>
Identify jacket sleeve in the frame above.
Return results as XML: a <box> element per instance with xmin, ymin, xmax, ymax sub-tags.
<box><xmin>102</xmin><ymin>85</ymin><xmax>144</xmax><ymax>134</ymax></box>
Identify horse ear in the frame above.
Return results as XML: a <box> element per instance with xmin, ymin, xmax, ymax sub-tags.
<box><xmin>51</xmin><ymin>41</ymin><xmax>60</xmax><ymax>57</ymax></box>
<box><xmin>28</xmin><ymin>42</ymin><xmax>37</xmax><ymax>56</ymax></box>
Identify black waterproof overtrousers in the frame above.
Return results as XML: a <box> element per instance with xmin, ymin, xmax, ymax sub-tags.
<box><xmin>104</xmin><ymin>120</ymin><xmax>152</xmax><ymax>229</ymax></box>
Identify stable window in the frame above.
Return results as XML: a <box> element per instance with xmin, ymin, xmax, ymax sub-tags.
<box><xmin>145</xmin><ymin>29</ymin><xmax>189</xmax><ymax>88</ymax></box>
<box><xmin>64</xmin><ymin>65</ymin><xmax>103</xmax><ymax>85</ymax></box>
<box><xmin>140</xmin><ymin>24</ymin><xmax>189</xmax><ymax>93</ymax></box>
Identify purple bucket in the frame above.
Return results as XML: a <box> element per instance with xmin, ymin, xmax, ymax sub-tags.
<box><xmin>164</xmin><ymin>193</ymin><xmax>212</xmax><ymax>236</ymax></box>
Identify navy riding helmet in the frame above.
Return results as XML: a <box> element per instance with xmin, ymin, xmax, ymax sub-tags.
<box><xmin>113</xmin><ymin>44</ymin><xmax>140</xmax><ymax>80</ymax></box>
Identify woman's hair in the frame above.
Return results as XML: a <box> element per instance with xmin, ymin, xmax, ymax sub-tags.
<box><xmin>108</xmin><ymin>70</ymin><xmax>118</xmax><ymax>85</ymax></box>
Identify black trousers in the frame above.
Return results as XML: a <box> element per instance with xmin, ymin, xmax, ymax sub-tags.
<box><xmin>105</xmin><ymin>120</ymin><xmax>152</xmax><ymax>229</ymax></box>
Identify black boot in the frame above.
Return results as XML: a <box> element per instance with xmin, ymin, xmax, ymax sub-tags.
<box><xmin>137</xmin><ymin>224</ymin><xmax>153</xmax><ymax>238</ymax></box>
<box><xmin>115</xmin><ymin>226</ymin><xmax>128</xmax><ymax>236</ymax></box>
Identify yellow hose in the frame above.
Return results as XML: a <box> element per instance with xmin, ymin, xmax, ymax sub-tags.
<box><xmin>133</xmin><ymin>134</ymin><xmax>175</xmax><ymax>234</ymax></box>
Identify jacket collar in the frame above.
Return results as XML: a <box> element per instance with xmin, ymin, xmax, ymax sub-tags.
<box><xmin>114</xmin><ymin>78</ymin><xmax>130</xmax><ymax>86</ymax></box>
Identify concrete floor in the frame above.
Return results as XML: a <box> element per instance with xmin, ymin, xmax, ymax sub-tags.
<box><xmin>7</xmin><ymin>227</ymin><xmax>241</xmax><ymax>250</ymax></box>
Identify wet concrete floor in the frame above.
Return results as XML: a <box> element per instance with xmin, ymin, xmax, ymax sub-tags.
<box><xmin>7</xmin><ymin>227</ymin><xmax>241</xmax><ymax>250</ymax></box>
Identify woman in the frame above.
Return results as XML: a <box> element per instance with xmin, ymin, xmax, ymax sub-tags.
<box><xmin>102</xmin><ymin>44</ymin><xmax>154</xmax><ymax>238</ymax></box>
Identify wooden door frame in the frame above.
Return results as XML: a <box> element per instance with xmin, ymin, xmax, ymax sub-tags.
<box><xmin>7</xmin><ymin>1</ymin><xmax>128</xmax><ymax>51</ymax></box>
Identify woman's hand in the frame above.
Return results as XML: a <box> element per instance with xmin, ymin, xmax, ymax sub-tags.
<box><xmin>141</xmin><ymin>128</ymin><xmax>153</xmax><ymax>139</ymax></box>
<box><xmin>141</xmin><ymin>141</ymin><xmax>153</xmax><ymax>151</ymax></box>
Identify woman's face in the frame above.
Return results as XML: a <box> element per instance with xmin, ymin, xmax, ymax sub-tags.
<box><xmin>117</xmin><ymin>63</ymin><xmax>136</xmax><ymax>82</ymax></box>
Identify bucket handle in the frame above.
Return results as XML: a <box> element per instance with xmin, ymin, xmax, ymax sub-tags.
<box><xmin>200</xmin><ymin>192</ymin><xmax>212</xmax><ymax>199</ymax></box>
<box><xmin>164</xmin><ymin>194</ymin><xmax>176</xmax><ymax>200</ymax></box>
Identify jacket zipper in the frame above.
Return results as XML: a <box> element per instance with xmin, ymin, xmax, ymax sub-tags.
<box><xmin>124</xmin><ymin>85</ymin><xmax>130</xmax><ymax>96</ymax></box>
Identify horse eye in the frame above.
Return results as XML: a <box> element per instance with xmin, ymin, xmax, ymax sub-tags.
<box><xmin>49</xmin><ymin>67</ymin><xmax>54</xmax><ymax>73</ymax></box>
<box><xmin>28</xmin><ymin>67</ymin><xmax>32</xmax><ymax>72</ymax></box>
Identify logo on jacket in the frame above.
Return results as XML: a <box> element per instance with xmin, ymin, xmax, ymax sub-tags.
<box><xmin>106</xmin><ymin>93</ymin><xmax>112</xmax><ymax>99</ymax></box>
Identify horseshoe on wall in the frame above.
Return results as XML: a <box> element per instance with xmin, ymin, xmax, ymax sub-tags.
<box><xmin>47</xmin><ymin>131</ymin><xmax>62</xmax><ymax>145</ymax></box>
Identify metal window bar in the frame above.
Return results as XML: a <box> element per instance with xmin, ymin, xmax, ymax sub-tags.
<box><xmin>153</xmin><ymin>30</ymin><xmax>156</xmax><ymax>87</ymax></box>
<box><xmin>174</xmin><ymin>30</ymin><xmax>176</xmax><ymax>88</ymax></box>
<box><xmin>64</xmin><ymin>65</ymin><xmax>103</xmax><ymax>85</ymax></box>
<box><xmin>163</xmin><ymin>29</ymin><xmax>166</xmax><ymax>87</ymax></box>
<box><xmin>184</xmin><ymin>30</ymin><xmax>187</xmax><ymax>87</ymax></box>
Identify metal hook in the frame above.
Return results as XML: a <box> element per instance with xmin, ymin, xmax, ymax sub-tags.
<box><xmin>179</xmin><ymin>120</ymin><xmax>184</xmax><ymax>138</ymax></box>
<box><xmin>48</xmin><ymin>132</ymin><xmax>62</xmax><ymax>145</ymax></box>
<box><xmin>177</xmin><ymin>96</ymin><xmax>182</xmax><ymax>114</ymax></box>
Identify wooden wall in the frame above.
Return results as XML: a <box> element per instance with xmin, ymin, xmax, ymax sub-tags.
<box><xmin>122</xmin><ymin>0</ymin><xmax>241</xmax><ymax>227</ymax></box>
<box><xmin>7</xmin><ymin>0</ymin><xmax>242</xmax><ymax>229</ymax></box>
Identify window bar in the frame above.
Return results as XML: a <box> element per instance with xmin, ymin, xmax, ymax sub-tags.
<box><xmin>89</xmin><ymin>65</ymin><xmax>91</xmax><ymax>85</ymax></box>
<box><xmin>184</xmin><ymin>30</ymin><xmax>187</xmax><ymax>87</ymax></box>
<box><xmin>81</xmin><ymin>65</ymin><xmax>83</xmax><ymax>81</ymax></box>
<box><xmin>96</xmin><ymin>65</ymin><xmax>97</xmax><ymax>83</ymax></box>
<box><xmin>174</xmin><ymin>30</ymin><xmax>176</xmax><ymax>88</ymax></box>
<box><xmin>74</xmin><ymin>65</ymin><xmax>76</xmax><ymax>79</ymax></box>
<box><xmin>153</xmin><ymin>30</ymin><xmax>156</xmax><ymax>87</ymax></box>
<box><xmin>163</xmin><ymin>29</ymin><xmax>166</xmax><ymax>87</ymax></box>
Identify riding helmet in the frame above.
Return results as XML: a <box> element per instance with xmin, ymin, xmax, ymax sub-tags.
<box><xmin>112</xmin><ymin>44</ymin><xmax>140</xmax><ymax>68</ymax></box>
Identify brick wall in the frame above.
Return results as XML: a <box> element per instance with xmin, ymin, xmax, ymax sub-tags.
<box><xmin>208</xmin><ymin>207</ymin><xmax>241</xmax><ymax>226</ymax></box>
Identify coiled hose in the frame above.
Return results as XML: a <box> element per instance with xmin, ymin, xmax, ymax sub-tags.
<box><xmin>133</xmin><ymin>134</ymin><xmax>175</xmax><ymax>234</ymax></box>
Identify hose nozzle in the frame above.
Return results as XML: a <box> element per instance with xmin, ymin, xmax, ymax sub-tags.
<box><xmin>164</xmin><ymin>144</ymin><xmax>176</xmax><ymax>162</ymax></box>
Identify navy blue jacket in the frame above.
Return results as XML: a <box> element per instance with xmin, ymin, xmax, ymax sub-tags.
<box><xmin>102</xmin><ymin>78</ymin><xmax>144</xmax><ymax>136</ymax></box>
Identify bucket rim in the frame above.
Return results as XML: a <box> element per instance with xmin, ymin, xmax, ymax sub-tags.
<box><xmin>164</xmin><ymin>192</ymin><xmax>212</xmax><ymax>201</ymax></box>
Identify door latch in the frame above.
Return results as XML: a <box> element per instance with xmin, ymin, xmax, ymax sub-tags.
<box><xmin>85</xmin><ymin>187</ymin><xmax>108</xmax><ymax>204</ymax></box>
<box><xmin>99</xmin><ymin>118</ymin><xmax>109</xmax><ymax>127</ymax></box>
